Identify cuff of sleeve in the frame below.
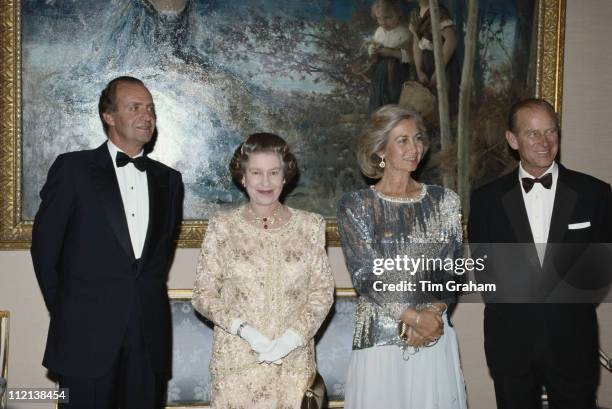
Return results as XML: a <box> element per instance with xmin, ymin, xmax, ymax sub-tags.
<box><xmin>286</xmin><ymin>328</ymin><xmax>305</xmax><ymax>347</ymax></box>
<box><xmin>229</xmin><ymin>318</ymin><xmax>244</xmax><ymax>335</ymax></box>
<box><xmin>440</xmin><ymin>20</ymin><xmax>454</xmax><ymax>30</ymax></box>
<box><xmin>386</xmin><ymin>303</ymin><xmax>408</xmax><ymax>321</ymax></box>
<box><xmin>401</xmin><ymin>48</ymin><xmax>410</xmax><ymax>64</ymax></box>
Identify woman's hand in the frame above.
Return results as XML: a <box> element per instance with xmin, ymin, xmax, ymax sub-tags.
<box><xmin>413</xmin><ymin>309</ymin><xmax>444</xmax><ymax>342</ymax></box>
<box><xmin>376</xmin><ymin>47</ymin><xmax>392</xmax><ymax>58</ymax></box>
<box><xmin>258</xmin><ymin>329</ymin><xmax>304</xmax><ymax>363</ymax></box>
<box><xmin>405</xmin><ymin>326</ymin><xmax>428</xmax><ymax>348</ymax></box>
<box><xmin>417</xmin><ymin>70</ymin><xmax>429</xmax><ymax>85</ymax></box>
<box><xmin>368</xmin><ymin>43</ymin><xmax>382</xmax><ymax>58</ymax></box>
<box><xmin>240</xmin><ymin>325</ymin><xmax>276</xmax><ymax>354</ymax></box>
<box><xmin>400</xmin><ymin>307</ymin><xmax>443</xmax><ymax>343</ymax></box>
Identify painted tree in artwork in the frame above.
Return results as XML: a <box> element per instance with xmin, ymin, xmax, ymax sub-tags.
<box><xmin>429</xmin><ymin>0</ymin><xmax>454</xmax><ymax>189</ymax></box>
<box><xmin>198</xmin><ymin>2</ymin><xmax>377</xmax><ymax>212</ymax></box>
<box><xmin>511</xmin><ymin>0</ymin><xmax>537</xmax><ymax>94</ymax></box>
<box><xmin>468</xmin><ymin>0</ymin><xmax>532</xmax><ymax>189</ymax></box>
<box><xmin>457</xmin><ymin>0</ymin><xmax>478</xmax><ymax>218</ymax></box>
<box><xmin>209</xmin><ymin>4</ymin><xmax>372</xmax><ymax>99</ymax></box>
<box><xmin>429</xmin><ymin>0</ymin><xmax>532</xmax><ymax>209</ymax></box>
<box><xmin>429</xmin><ymin>0</ymin><xmax>479</xmax><ymax>212</ymax></box>
<box><xmin>202</xmin><ymin>0</ymin><xmax>533</xmax><ymax>200</ymax></box>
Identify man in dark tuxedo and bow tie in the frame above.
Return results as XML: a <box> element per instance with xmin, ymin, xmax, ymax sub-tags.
<box><xmin>31</xmin><ymin>76</ymin><xmax>183</xmax><ymax>408</ymax></box>
<box><xmin>468</xmin><ymin>98</ymin><xmax>612</xmax><ymax>409</ymax></box>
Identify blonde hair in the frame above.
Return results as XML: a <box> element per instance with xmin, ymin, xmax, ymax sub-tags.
<box><xmin>357</xmin><ymin>105</ymin><xmax>429</xmax><ymax>179</ymax></box>
<box><xmin>371</xmin><ymin>0</ymin><xmax>401</xmax><ymax>18</ymax></box>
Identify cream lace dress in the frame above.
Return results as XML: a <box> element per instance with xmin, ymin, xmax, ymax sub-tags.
<box><xmin>192</xmin><ymin>206</ymin><xmax>335</xmax><ymax>409</ymax></box>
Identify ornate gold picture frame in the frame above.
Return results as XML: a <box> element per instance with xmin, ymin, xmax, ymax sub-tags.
<box><xmin>0</xmin><ymin>0</ymin><xmax>565</xmax><ymax>249</ymax></box>
<box><xmin>0</xmin><ymin>310</ymin><xmax>9</xmax><ymax>409</ymax></box>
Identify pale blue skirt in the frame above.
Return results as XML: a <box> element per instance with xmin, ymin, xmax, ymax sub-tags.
<box><xmin>344</xmin><ymin>314</ymin><xmax>468</xmax><ymax>409</ymax></box>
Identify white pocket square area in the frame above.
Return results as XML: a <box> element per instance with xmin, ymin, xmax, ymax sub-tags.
<box><xmin>568</xmin><ymin>221</ymin><xmax>591</xmax><ymax>230</ymax></box>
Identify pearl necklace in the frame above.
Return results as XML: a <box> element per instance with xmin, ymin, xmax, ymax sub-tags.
<box><xmin>370</xmin><ymin>185</ymin><xmax>426</xmax><ymax>203</ymax></box>
<box><xmin>247</xmin><ymin>204</ymin><xmax>282</xmax><ymax>229</ymax></box>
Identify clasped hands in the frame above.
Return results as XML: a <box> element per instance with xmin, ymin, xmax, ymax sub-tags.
<box><xmin>417</xmin><ymin>70</ymin><xmax>438</xmax><ymax>87</ymax></box>
<box><xmin>400</xmin><ymin>306</ymin><xmax>445</xmax><ymax>348</ymax></box>
<box><xmin>231</xmin><ymin>319</ymin><xmax>303</xmax><ymax>364</ymax></box>
<box><xmin>371</xmin><ymin>43</ymin><xmax>396</xmax><ymax>59</ymax></box>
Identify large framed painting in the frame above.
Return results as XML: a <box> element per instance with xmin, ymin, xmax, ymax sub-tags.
<box><xmin>0</xmin><ymin>0</ymin><xmax>565</xmax><ymax>248</ymax></box>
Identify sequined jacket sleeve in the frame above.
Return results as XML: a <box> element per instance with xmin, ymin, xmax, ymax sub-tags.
<box><xmin>436</xmin><ymin>189</ymin><xmax>464</xmax><ymax>304</ymax></box>
<box><xmin>337</xmin><ymin>192</ymin><xmax>406</xmax><ymax>320</ymax></box>
<box><xmin>192</xmin><ymin>215</ymin><xmax>232</xmax><ymax>332</ymax></box>
<box><xmin>290</xmin><ymin>215</ymin><xmax>335</xmax><ymax>341</ymax></box>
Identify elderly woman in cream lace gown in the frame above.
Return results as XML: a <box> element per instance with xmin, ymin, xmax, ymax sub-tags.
<box><xmin>192</xmin><ymin>133</ymin><xmax>335</xmax><ymax>409</ymax></box>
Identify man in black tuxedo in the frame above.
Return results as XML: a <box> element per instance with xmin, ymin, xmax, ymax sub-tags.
<box><xmin>468</xmin><ymin>98</ymin><xmax>612</xmax><ymax>409</ymax></box>
<box><xmin>31</xmin><ymin>76</ymin><xmax>183</xmax><ymax>408</ymax></box>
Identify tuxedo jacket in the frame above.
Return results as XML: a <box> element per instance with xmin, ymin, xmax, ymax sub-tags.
<box><xmin>468</xmin><ymin>164</ymin><xmax>612</xmax><ymax>377</ymax></box>
<box><xmin>31</xmin><ymin>143</ymin><xmax>183</xmax><ymax>377</ymax></box>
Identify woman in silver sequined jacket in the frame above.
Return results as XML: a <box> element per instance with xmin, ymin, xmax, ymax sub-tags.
<box><xmin>337</xmin><ymin>105</ymin><xmax>468</xmax><ymax>409</ymax></box>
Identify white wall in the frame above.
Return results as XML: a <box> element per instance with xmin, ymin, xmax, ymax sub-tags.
<box><xmin>562</xmin><ymin>0</ymin><xmax>612</xmax><ymax>185</ymax></box>
<box><xmin>2</xmin><ymin>2</ymin><xmax>612</xmax><ymax>407</ymax></box>
<box><xmin>562</xmin><ymin>1</ymin><xmax>612</xmax><ymax>404</ymax></box>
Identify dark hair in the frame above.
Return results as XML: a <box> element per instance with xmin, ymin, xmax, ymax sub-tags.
<box><xmin>229</xmin><ymin>133</ymin><xmax>298</xmax><ymax>185</ymax></box>
<box><xmin>357</xmin><ymin>105</ymin><xmax>429</xmax><ymax>179</ymax></box>
<box><xmin>98</xmin><ymin>76</ymin><xmax>148</xmax><ymax>136</ymax></box>
<box><xmin>507</xmin><ymin>98</ymin><xmax>558</xmax><ymax>134</ymax></box>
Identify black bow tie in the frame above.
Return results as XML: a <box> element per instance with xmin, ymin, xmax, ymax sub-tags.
<box><xmin>115</xmin><ymin>151</ymin><xmax>147</xmax><ymax>172</ymax></box>
<box><xmin>521</xmin><ymin>173</ymin><xmax>553</xmax><ymax>193</ymax></box>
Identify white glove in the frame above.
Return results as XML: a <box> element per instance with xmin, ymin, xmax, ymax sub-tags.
<box><xmin>230</xmin><ymin>319</ymin><xmax>275</xmax><ymax>354</ymax></box>
<box><xmin>258</xmin><ymin>329</ymin><xmax>304</xmax><ymax>363</ymax></box>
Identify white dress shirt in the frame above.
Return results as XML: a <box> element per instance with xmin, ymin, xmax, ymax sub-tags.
<box><xmin>519</xmin><ymin>161</ymin><xmax>558</xmax><ymax>264</ymax></box>
<box><xmin>107</xmin><ymin>141</ymin><xmax>149</xmax><ymax>259</ymax></box>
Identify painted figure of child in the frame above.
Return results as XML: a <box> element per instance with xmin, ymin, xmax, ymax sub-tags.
<box><xmin>367</xmin><ymin>0</ymin><xmax>414</xmax><ymax>113</ymax></box>
<box><xmin>408</xmin><ymin>0</ymin><xmax>459</xmax><ymax>112</ymax></box>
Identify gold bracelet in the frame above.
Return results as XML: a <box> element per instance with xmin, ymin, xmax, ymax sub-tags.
<box><xmin>399</xmin><ymin>321</ymin><xmax>408</xmax><ymax>339</ymax></box>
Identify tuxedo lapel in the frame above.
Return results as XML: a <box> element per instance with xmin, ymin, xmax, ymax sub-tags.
<box><xmin>501</xmin><ymin>170</ymin><xmax>535</xmax><ymax>243</ymax></box>
<box><xmin>535</xmin><ymin>165</ymin><xmax>578</xmax><ymax>297</ymax></box>
<box><xmin>139</xmin><ymin>159</ymin><xmax>169</xmax><ymax>266</ymax></box>
<box><xmin>500</xmin><ymin>169</ymin><xmax>540</xmax><ymax>267</ymax></box>
<box><xmin>91</xmin><ymin>143</ymin><xmax>136</xmax><ymax>262</ymax></box>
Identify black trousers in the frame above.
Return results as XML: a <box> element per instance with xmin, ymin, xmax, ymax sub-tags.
<box><xmin>59</xmin><ymin>282</ymin><xmax>168</xmax><ymax>409</ymax></box>
<box><xmin>491</xmin><ymin>336</ymin><xmax>597</xmax><ymax>409</ymax></box>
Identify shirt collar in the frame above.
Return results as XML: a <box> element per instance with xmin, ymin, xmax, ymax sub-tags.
<box><xmin>518</xmin><ymin>161</ymin><xmax>558</xmax><ymax>180</ymax></box>
<box><xmin>107</xmin><ymin>140</ymin><xmax>143</xmax><ymax>168</ymax></box>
